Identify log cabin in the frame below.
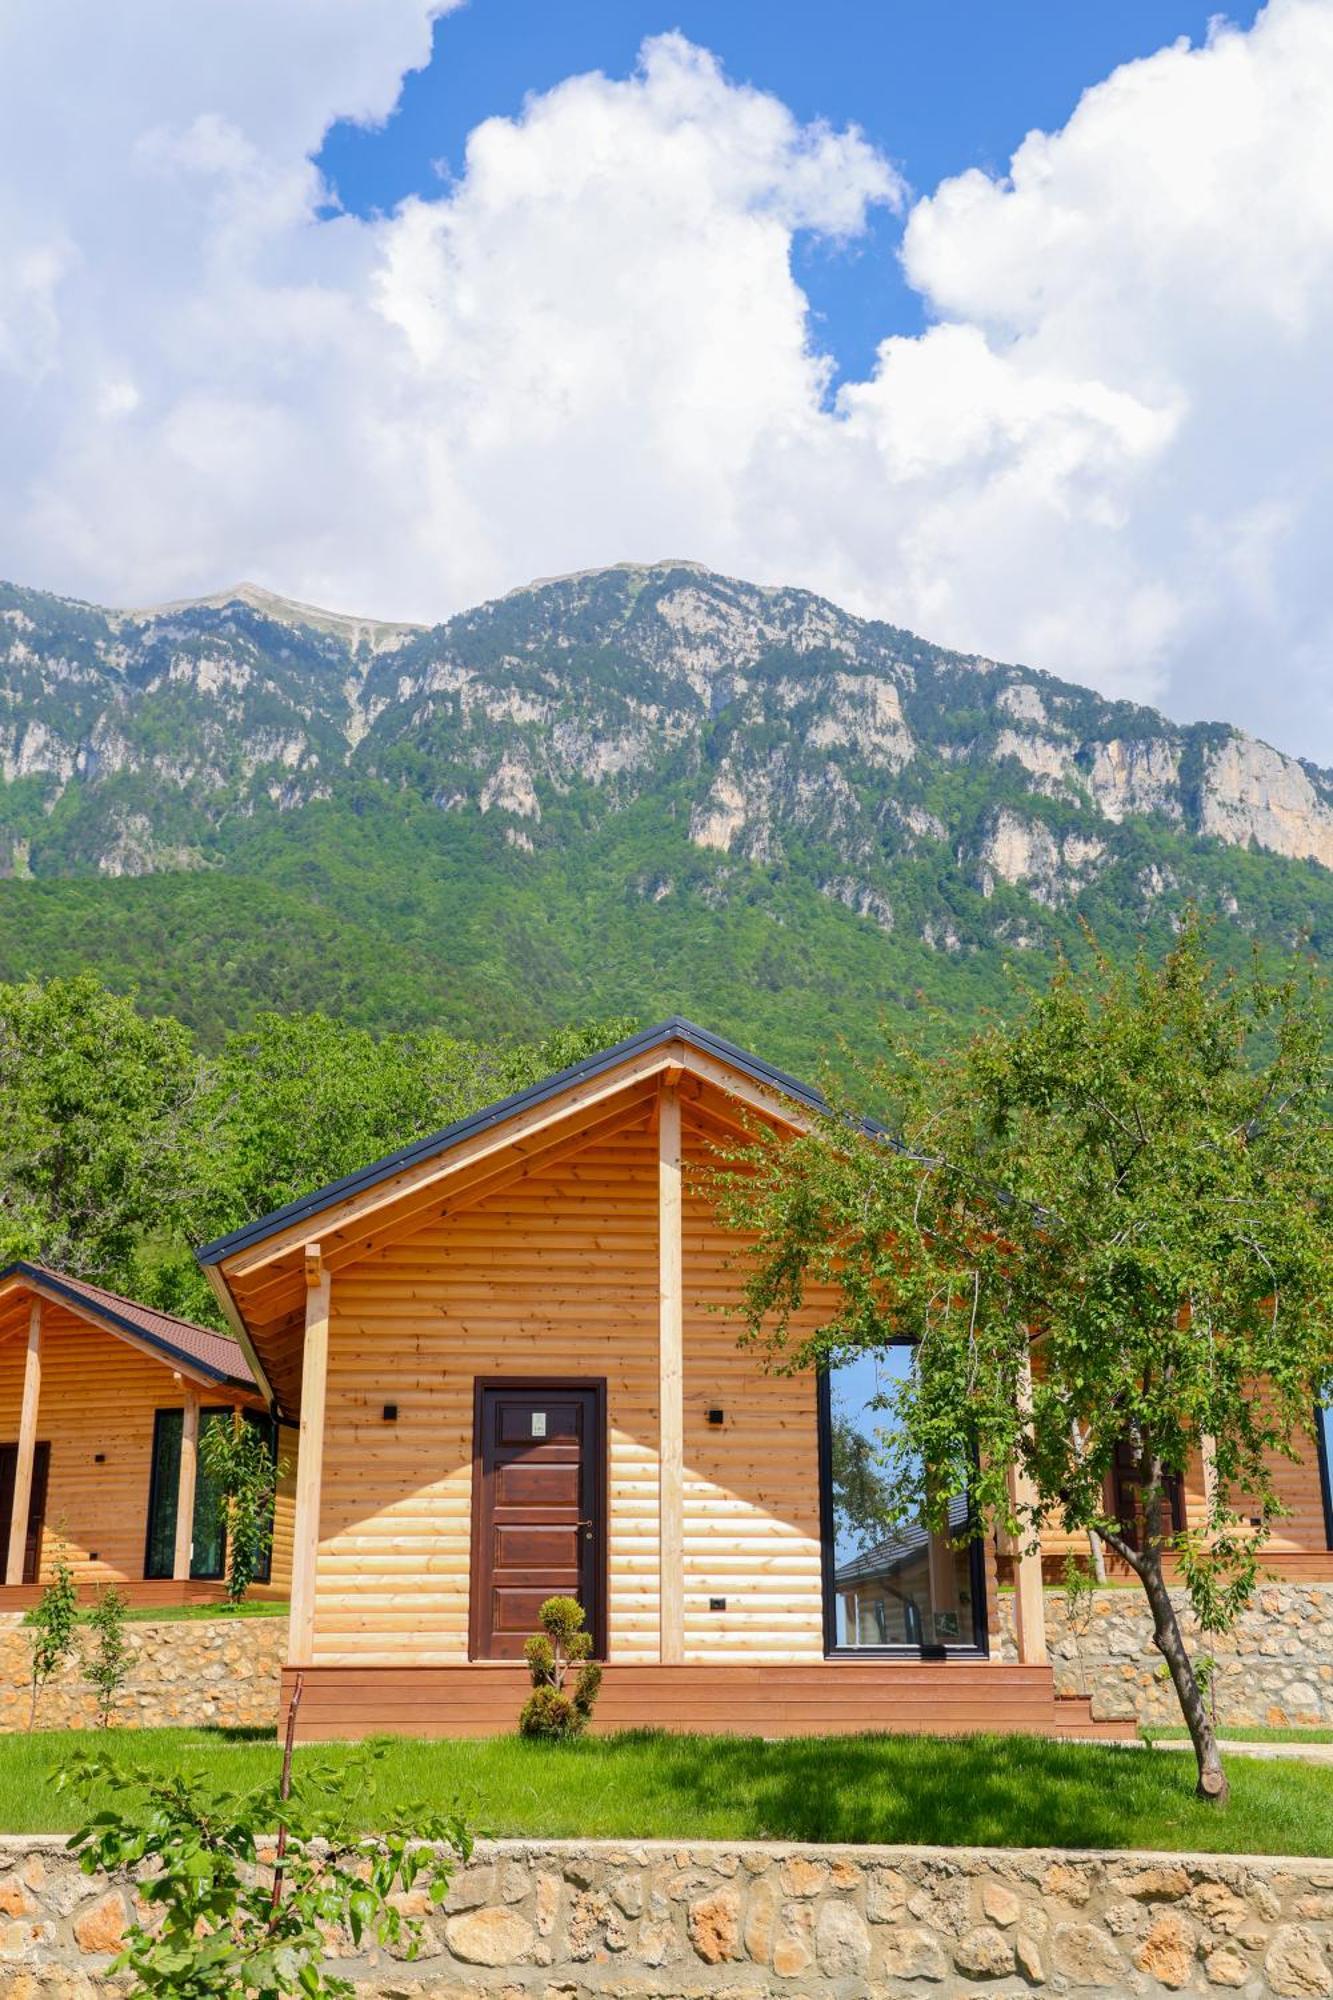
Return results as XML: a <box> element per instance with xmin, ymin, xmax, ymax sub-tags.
<box><xmin>0</xmin><ymin>1263</ymin><xmax>295</xmax><ymax>1607</ymax></box>
<box><xmin>204</xmin><ymin>1013</ymin><xmax>1330</xmax><ymax>1745</ymax></box>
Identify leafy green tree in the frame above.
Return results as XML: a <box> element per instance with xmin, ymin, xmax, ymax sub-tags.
<box><xmin>84</xmin><ymin>1585</ymin><xmax>131</xmax><ymax>1728</ymax></box>
<box><xmin>829</xmin><ymin>1413</ymin><xmax>898</xmax><ymax>1550</ymax></box>
<box><xmin>198</xmin><ymin>1416</ymin><xmax>280</xmax><ymax>1607</ymax></box>
<box><xmin>716</xmin><ymin>919</ymin><xmax>1333</xmax><ymax>1804</ymax></box>
<box><xmin>0</xmin><ymin>971</ymin><xmax>634</xmax><ymax>1324</ymax></box>
<box><xmin>197</xmin><ymin>1011</ymin><xmax>637</xmax><ymax>1244</ymax></box>
<box><xmin>0</xmin><ymin>975</ymin><xmax>201</xmax><ymax>1289</ymax></box>
<box><xmin>63</xmin><ymin>1745</ymin><xmax>470</xmax><ymax>1997</ymax></box>
<box><xmin>25</xmin><ymin>1550</ymin><xmax>79</xmax><ymax>1730</ymax></box>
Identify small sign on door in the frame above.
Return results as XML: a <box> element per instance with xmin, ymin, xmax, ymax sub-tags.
<box><xmin>531</xmin><ymin>1411</ymin><xmax>547</xmax><ymax>1438</ymax></box>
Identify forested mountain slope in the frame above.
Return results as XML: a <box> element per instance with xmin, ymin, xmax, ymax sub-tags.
<box><xmin>3</xmin><ymin>561</ymin><xmax>1332</xmax><ymax>1071</ymax></box>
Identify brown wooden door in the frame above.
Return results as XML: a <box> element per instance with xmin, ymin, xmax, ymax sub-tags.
<box><xmin>0</xmin><ymin>1442</ymin><xmax>51</xmax><ymax>1585</ymax></box>
<box><xmin>472</xmin><ymin>1382</ymin><xmax>604</xmax><ymax>1660</ymax></box>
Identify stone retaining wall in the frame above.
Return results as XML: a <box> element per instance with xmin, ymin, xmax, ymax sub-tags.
<box><xmin>997</xmin><ymin>1580</ymin><xmax>1333</xmax><ymax>1729</ymax></box>
<box><xmin>0</xmin><ymin>1613</ymin><xmax>285</xmax><ymax>1732</ymax></box>
<box><xmin>3</xmin><ymin>1835</ymin><xmax>1333</xmax><ymax>1997</ymax></box>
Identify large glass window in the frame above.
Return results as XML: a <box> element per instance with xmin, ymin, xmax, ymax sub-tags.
<box><xmin>1318</xmin><ymin>1397</ymin><xmax>1333</xmax><ymax>1551</ymax></box>
<box><xmin>822</xmin><ymin>1347</ymin><xmax>984</xmax><ymax>1653</ymax></box>
<box><xmin>145</xmin><ymin>1409</ymin><xmax>275</xmax><ymax>1582</ymax></box>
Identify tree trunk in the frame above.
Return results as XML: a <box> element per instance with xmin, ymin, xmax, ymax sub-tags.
<box><xmin>1139</xmin><ymin>1545</ymin><xmax>1228</xmax><ymax>1803</ymax></box>
<box><xmin>1103</xmin><ymin>1523</ymin><xmax>1228</xmax><ymax>1804</ymax></box>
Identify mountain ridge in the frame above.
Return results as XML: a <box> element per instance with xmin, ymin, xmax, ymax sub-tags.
<box><xmin>2</xmin><ymin>561</ymin><xmax>1332</xmax><ymax>1063</ymax></box>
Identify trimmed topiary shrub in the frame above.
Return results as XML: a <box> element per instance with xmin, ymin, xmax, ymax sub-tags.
<box><xmin>519</xmin><ymin>1595</ymin><xmax>602</xmax><ymax>1739</ymax></box>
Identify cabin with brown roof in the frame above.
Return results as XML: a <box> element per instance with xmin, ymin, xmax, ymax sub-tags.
<box><xmin>0</xmin><ymin>1263</ymin><xmax>295</xmax><ymax>1606</ymax></box>
<box><xmin>196</xmin><ymin>1019</ymin><xmax>1123</xmax><ymax>1740</ymax></box>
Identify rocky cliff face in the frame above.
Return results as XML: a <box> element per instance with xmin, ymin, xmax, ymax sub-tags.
<box><xmin>2</xmin><ymin>561</ymin><xmax>1331</xmax><ymax>1032</ymax></box>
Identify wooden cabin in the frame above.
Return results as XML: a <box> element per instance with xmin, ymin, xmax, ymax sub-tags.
<box><xmin>0</xmin><ymin>1263</ymin><xmax>295</xmax><ymax>1606</ymax></box>
<box><xmin>198</xmin><ymin>1018</ymin><xmax>1107</xmax><ymax>1742</ymax></box>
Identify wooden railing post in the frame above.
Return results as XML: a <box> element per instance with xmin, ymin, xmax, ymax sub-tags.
<box><xmin>1008</xmin><ymin>1350</ymin><xmax>1048</xmax><ymax>1666</ymax></box>
<box><xmin>658</xmin><ymin>1082</ymin><xmax>684</xmax><ymax>1665</ymax></box>
<box><xmin>6</xmin><ymin>1299</ymin><xmax>43</xmax><ymax>1586</ymax></box>
<box><xmin>289</xmin><ymin>1246</ymin><xmax>330</xmax><ymax>1666</ymax></box>
<box><xmin>172</xmin><ymin>1384</ymin><xmax>200</xmax><ymax>1583</ymax></box>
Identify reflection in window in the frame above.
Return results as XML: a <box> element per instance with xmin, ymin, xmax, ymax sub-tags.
<box><xmin>144</xmin><ymin>1408</ymin><xmax>276</xmax><ymax>1582</ymax></box>
<box><xmin>826</xmin><ymin>1347</ymin><xmax>981</xmax><ymax>1651</ymax></box>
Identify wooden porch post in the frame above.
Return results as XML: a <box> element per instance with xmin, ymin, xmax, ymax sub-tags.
<box><xmin>1200</xmin><ymin>1432</ymin><xmax>1219</xmax><ymax>1518</ymax></box>
<box><xmin>5</xmin><ymin>1299</ymin><xmax>43</xmax><ymax>1586</ymax></box>
<box><xmin>172</xmin><ymin>1384</ymin><xmax>200</xmax><ymax>1583</ymax></box>
<box><xmin>658</xmin><ymin>1083</ymin><xmax>684</xmax><ymax>1665</ymax></box>
<box><xmin>1008</xmin><ymin>1350</ymin><xmax>1048</xmax><ymax>1665</ymax></box>
<box><xmin>289</xmin><ymin>1245</ymin><xmax>331</xmax><ymax>1666</ymax></box>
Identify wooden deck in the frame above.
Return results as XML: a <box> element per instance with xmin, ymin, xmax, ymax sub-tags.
<box><xmin>279</xmin><ymin>1660</ymin><xmax>1135</xmax><ymax>1742</ymax></box>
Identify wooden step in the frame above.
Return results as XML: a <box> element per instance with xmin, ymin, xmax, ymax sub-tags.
<box><xmin>1051</xmin><ymin>1694</ymin><xmax>1139</xmax><ymax>1742</ymax></box>
<box><xmin>281</xmin><ymin>1660</ymin><xmax>1066</xmax><ymax>1742</ymax></box>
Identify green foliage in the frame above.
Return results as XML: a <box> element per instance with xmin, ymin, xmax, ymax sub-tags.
<box><xmin>829</xmin><ymin>1412</ymin><xmax>898</xmax><ymax>1550</ymax></box>
<box><xmin>0</xmin><ymin>974</ymin><xmax>199</xmax><ymax>1283</ymax></box>
<box><xmin>6</xmin><ymin>565</ymin><xmax>1333</xmax><ymax>1092</ymax></box>
<box><xmin>0</xmin><ymin>970</ymin><xmax>634</xmax><ymax>1323</ymax></box>
<box><xmin>197</xmin><ymin>1418</ymin><xmax>279</xmax><ymax>1607</ymax></box>
<box><xmin>24</xmin><ymin>1551</ymin><xmax>79</xmax><ymax>1730</ymax></box>
<box><xmin>61</xmin><ymin>1745</ymin><xmax>471</xmax><ymax>1998</ymax></box>
<box><xmin>519</xmin><ymin>1596</ymin><xmax>601</xmax><ymax>1739</ymax></box>
<box><xmin>84</xmin><ymin>1585</ymin><xmax>130</xmax><ymax>1729</ymax></box>
<box><xmin>715</xmin><ymin>916</ymin><xmax>1333</xmax><ymax>1799</ymax></box>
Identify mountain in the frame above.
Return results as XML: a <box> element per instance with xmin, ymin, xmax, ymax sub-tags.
<box><xmin>3</xmin><ymin>560</ymin><xmax>1333</xmax><ymax>1070</ymax></box>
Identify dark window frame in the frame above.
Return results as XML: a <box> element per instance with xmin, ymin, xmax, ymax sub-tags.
<box><xmin>817</xmin><ymin>1365</ymin><xmax>989</xmax><ymax>1661</ymax></box>
<box><xmin>1316</xmin><ymin>1397</ymin><xmax>1333</xmax><ymax>1553</ymax></box>
<box><xmin>144</xmin><ymin>1405</ymin><xmax>234</xmax><ymax>1582</ymax></box>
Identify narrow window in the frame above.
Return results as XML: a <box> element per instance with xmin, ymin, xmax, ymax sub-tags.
<box><xmin>144</xmin><ymin>1406</ymin><xmax>235</xmax><ymax>1581</ymax></box>
<box><xmin>1318</xmin><ymin>1396</ymin><xmax>1333</xmax><ymax>1552</ymax></box>
<box><xmin>1110</xmin><ymin>1440</ymin><xmax>1187</xmax><ymax>1549</ymax></box>
<box><xmin>820</xmin><ymin>1347</ymin><xmax>985</xmax><ymax>1654</ymax></box>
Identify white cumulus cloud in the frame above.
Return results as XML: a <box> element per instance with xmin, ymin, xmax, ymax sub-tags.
<box><xmin>1</xmin><ymin>1</ymin><xmax>1332</xmax><ymax>757</ymax></box>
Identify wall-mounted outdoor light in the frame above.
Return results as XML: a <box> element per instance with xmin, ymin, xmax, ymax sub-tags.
<box><xmin>382</xmin><ymin>1404</ymin><xmax>398</xmax><ymax>1423</ymax></box>
<box><xmin>707</xmin><ymin>1408</ymin><xmax>725</xmax><ymax>1427</ymax></box>
<box><xmin>93</xmin><ymin>1452</ymin><xmax>106</xmax><ymax>1464</ymax></box>
<box><xmin>709</xmin><ymin>1597</ymin><xmax>726</xmax><ymax>1612</ymax></box>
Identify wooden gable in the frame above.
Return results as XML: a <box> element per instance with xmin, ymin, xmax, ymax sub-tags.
<box><xmin>204</xmin><ymin>1030</ymin><xmax>810</xmax><ymax>1418</ymax></box>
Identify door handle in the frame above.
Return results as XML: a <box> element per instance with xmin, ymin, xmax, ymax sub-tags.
<box><xmin>577</xmin><ymin>1519</ymin><xmax>595</xmax><ymax>1541</ymax></box>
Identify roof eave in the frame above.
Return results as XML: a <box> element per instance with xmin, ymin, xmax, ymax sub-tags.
<box><xmin>0</xmin><ymin>1261</ymin><xmax>255</xmax><ymax>1394</ymax></box>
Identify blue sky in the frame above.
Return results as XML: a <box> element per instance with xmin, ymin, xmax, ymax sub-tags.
<box><xmin>319</xmin><ymin>1</ymin><xmax>1264</xmax><ymax>382</ymax></box>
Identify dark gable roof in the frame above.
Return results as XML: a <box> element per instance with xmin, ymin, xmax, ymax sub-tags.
<box><xmin>0</xmin><ymin>1261</ymin><xmax>256</xmax><ymax>1389</ymax></box>
<box><xmin>833</xmin><ymin>1494</ymin><xmax>973</xmax><ymax>1588</ymax></box>
<box><xmin>197</xmin><ymin>1016</ymin><xmax>877</xmax><ymax>1267</ymax></box>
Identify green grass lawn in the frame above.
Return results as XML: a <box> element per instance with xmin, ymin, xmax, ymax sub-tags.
<box><xmin>4</xmin><ymin>1728</ymin><xmax>1331</xmax><ymax>1857</ymax></box>
<box><xmin>1143</xmin><ymin>1723</ymin><xmax>1333</xmax><ymax>1746</ymax></box>
<box><xmin>117</xmin><ymin>1601</ymin><xmax>288</xmax><ymax>1624</ymax></box>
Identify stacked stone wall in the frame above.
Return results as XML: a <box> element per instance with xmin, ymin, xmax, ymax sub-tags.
<box><xmin>0</xmin><ymin>1613</ymin><xmax>285</xmax><ymax>1732</ymax></box>
<box><xmin>998</xmin><ymin>1581</ymin><xmax>1333</xmax><ymax>1728</ymax></box>
<box><xmin>2</xmin><ymin>1836</ymin><xmax>1333</xmax><ymax>1996</ymax></box>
